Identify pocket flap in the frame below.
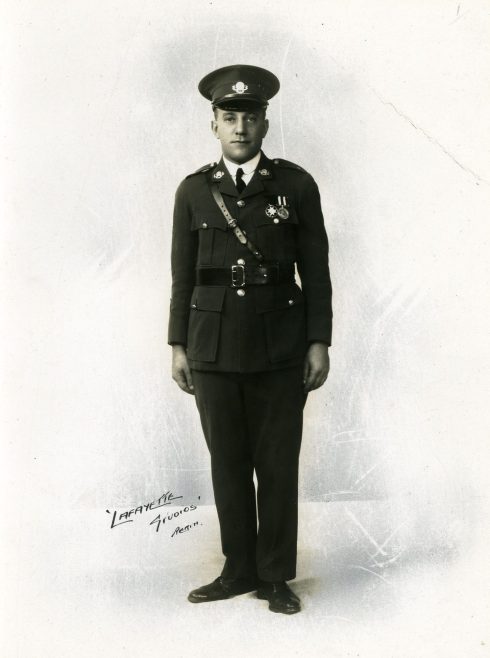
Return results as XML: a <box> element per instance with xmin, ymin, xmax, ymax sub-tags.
<box><xmin>255</xmin><ymin>285</ymin><xmax>304</xmax><ymax>313</ymax></box>
<box><xmin>254</xmin><ymin>206</ymin><xmax>299</xmax><ymax>228</ymax></box>
<box><xmin>191</xmin><ymin>214</ymin><xmax>228</xmax><ymax>231</ymax></box>
<box><xmin>190</xmin><ymin>286</ymin><xmax>226</xmax><ymax>312</ymax></box>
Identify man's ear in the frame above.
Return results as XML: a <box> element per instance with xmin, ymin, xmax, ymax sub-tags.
<box><xmin>263</xmin><ymin>118</ymin><xmax>269</xmax><ymax>138</ymax></box>
<box><xmin>211</xmin><ymin>120</ymin><xmax>219</xmax><ymax>139</ymax></box>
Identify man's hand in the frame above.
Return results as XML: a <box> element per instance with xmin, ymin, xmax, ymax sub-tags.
<box><xmin>172</xmin><ymin>345</ymin><xmax>194</xmax><ymax>395</ymax></box>
<box><xmin>303</xmin><ymin>342</ymin><xmax>330</xmax><ymax>392</ymax></box>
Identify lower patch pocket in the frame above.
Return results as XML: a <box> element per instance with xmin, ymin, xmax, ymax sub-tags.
<box><xmin>256</xmin><ymin>287</ymin><xmax>307</xmax><ymax>363</ymax></box>
<box><xmin>186</xmin><ymin>287</ymin><xmax>226</xmax><ymax>362</ymax></box>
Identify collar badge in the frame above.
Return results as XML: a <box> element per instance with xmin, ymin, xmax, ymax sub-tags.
<box><xmin>232</xmin><ymin>81</ymin><xmax>248</xmax><ymax>94</ymax></box>
<box><xmin>213</xmin><ymin>170</ymin><xmax>225</xmax><ymax>179</ymax></box>
<box><xmin>259</xmin><ymin>168</ymin><xmax>270</xmax><ymax>176</ymax></box>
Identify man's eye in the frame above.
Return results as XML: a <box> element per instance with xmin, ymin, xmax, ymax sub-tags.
<box><xmin>247</xmin><ymin>116</ymin><xmax>257</xmax><ymax>123</ymax></box>
<box><xmin>224</xmin><ymin>116</ymin><xmax>235</xmax><ymax>122</ymax></box>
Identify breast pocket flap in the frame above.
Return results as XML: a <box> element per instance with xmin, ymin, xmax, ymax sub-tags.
<box><xmin>191</xmin><ymin>214</ymin><xmax>228</xmax><ymax>232</ymax></box>
<box><xmin>255</xmin><ymin>204</ymin><xmax>299</xmax><ymax>228</ymax></box>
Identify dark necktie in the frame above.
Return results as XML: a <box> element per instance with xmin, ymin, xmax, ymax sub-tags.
<box><xmin>236</xmin><ymin>167</ymin><xmax>246</xmax><ymax>194</ymax></box>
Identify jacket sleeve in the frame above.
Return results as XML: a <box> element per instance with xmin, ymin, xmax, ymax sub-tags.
<box><xmin>296</xmin><ymin>174</ymin><xmax>333</xmax><ymax>346</ymax></box>
<box><xmin>167</xmin><ymin>179</ymin><xmax>198</xmax><ymax>346</ymax></box>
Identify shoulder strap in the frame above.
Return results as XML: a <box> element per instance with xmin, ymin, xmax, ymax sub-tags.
<box><xmin>185</xmin><ymin>162</ymin><xmax>217</xmax><ymax>179</ymax></box>
<box><xmin>272</xmin><ymin>158</ymin><xmax>307</xmax><ymax>173</ymax></box>
<box><xmin>210</xmin><ymin>184</ymin><xmax>264</xmax><ymax>262</ymax></box>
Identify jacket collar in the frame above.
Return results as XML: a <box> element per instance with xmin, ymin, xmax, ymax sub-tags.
<box><xmin>210</xmin><ymin>152</ymin><xmax>274</xmax><ymax>199</ymax></box>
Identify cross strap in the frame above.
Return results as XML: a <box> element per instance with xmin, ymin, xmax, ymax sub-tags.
<box><xmin>210</xmin><ymin>183</ymin><xmax>264</xmax><ymax>262</ymax></box>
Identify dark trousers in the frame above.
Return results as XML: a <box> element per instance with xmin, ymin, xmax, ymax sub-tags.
<box><xmin>192</xmin><ymin>366</ymin><xmax>307</xmax><ymax>583</ymax></box>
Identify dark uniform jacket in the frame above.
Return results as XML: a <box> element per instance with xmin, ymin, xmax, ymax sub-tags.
<box><xmin>168</xmin><ymin>151</ymin><xmax>332</xmax><ymax>372</ymax></box>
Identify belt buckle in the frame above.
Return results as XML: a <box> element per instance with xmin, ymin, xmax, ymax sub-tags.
<box><xmin>231</xmin><ymin>264</ymin><xmax>245</xmax><ymax>287</ymax></box>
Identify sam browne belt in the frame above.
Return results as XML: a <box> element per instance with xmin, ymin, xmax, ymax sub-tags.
<box><xmin>196</xmin><ymin>263</ymin><xmax>295</xmax><ymax>288</ymax></box>
<box><xmin>211</xmin><ymin>183</ymin><xmax>264</xmax><ymax>262</ymax></box>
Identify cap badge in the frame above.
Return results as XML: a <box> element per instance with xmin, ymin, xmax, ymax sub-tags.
<box><xmin>265</xmin><ymin>204</ymin><xmax>277</xmax><ymax>218</ymax></box>
<box><xmin>213</xmin><ymin>170</ymin><xmax>225</xmax><ymax>179</ymax></box>
<box><xmin>259</xmin><ymin>168</ymin><xmax>270</xmax><ymax>176</ymax></box>
<box><xmin>232</xmin><ymin>81</ymin><xmax>248</xmax><ymax>94</ymax></box>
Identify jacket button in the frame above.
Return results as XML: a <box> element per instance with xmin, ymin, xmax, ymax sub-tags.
<box><xmin>236</xmin><ymin>289</ymin><xmax>246</xmax><ymax>297</ymax></box>
<box><xmin>288</xmin><ymin>299</ymin><xmax>294</xmax><ymax>306</ymax></box>
<box><xmin>237</xmin><ymin>258</ymin><xmax>245</xmax><ymax>265</ymax></box>
<box><xmin>191</xmin><ymin>303</ymin><xmax>197</xmax><ymax>308</ymax></box>
<box><xmin>273</xmin><ymin>218</ymin><xmax>279</xmax><ymax>224</ymax></box>
<box><xmin>202</xmin><ymin>222</ymin><xmax>208</xmax><ymax>229</ymax></box>
<box><xmin>237</xmin><ymin>200</ymin><xmax>245</xmax><ymax>207</ymax></box>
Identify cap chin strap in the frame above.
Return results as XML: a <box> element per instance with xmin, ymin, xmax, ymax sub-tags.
<box><xmin>212</xmin><ymin>100</ymin><xmax>268</xmax><ymax>111</ymax></box>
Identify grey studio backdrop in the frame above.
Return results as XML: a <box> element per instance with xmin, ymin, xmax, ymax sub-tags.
<box><xmin>2</xmin><ymin>1</ymin><xmax>490</xmax><ymax>657</ymax></box>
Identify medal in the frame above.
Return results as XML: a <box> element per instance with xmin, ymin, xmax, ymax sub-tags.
<box><xmin>274</xmin><ymin>195</ymin><xmax>290</xmax><ymax>220</ymax></box>
<box><xmin>264</xmin><ymin>196</ymin><xmax>291</xmax><ymax>221</ymax></box>
<box><xmin>265</xmin><ymin>204</ymin><xmax>277</xmax><ymax>218</ymax></box>
<box><xmin>274</xmin><ymin>195</ymin><xmax>289</xmax><ymax>220</ymax></box>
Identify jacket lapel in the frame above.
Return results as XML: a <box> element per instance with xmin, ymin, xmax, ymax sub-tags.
<box><xmin>211</xmin><ymin>159</ymin><xmax>237</xmax><ymax>198</ymax></box>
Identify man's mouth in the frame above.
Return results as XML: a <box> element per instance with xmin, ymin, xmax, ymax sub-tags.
<box><xmin>231</xmin><ymin>140</ymin><xmax>250</xmax><ymax>144</ymax></box>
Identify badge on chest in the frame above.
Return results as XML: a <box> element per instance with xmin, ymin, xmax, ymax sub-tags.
<box><xmin>264</xmin><ymin>196</ymin><xmax>290</xmax><ymax>221</ymax></box>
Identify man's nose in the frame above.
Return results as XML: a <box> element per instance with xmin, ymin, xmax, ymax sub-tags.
<box><xmin>235</xmin><ymin>117</ymin><xmax>247</xmax><ymax>134</ymax></box>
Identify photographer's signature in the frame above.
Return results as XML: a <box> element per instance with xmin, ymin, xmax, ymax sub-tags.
<box><xmin>106</xmin><ymin>490</ymin><xmax>201</xmax><ymax>537</ymax></box>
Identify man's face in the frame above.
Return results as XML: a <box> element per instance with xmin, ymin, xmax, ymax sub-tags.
<box><xmin>211</xmin><ymin>107</ymin><xmax>269</xmax><ymax>164</ymax></box>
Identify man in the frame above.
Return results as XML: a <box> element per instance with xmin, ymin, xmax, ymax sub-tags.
<box><xmin>168</xmin><ymin>64</ymin><xmax>332</xmax><ymax>615</ymax></box>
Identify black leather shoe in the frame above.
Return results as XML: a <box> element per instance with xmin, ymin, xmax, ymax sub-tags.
<box><xmin>188</xmin><ymin>577</ymin><xmax>258</xmax><ymax>603</ymax></box>
<box><xmin>256</xmin><ymin>581</ymin><xmax>301</xmax><ymax>614</ymax></box>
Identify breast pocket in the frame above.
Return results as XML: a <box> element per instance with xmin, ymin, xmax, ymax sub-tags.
<box><xmin>186</xmin><ymin>286</ymin><xmax>226</xmax><ymax>362</ymax></box>
<box><xmin>254</xmin><ymin>206</ymin><xmax>299</xmax><ymax>262</ymax></box>
<box><xmin>191</xmin><ymin>214</ymin><xmax>228</xmax><ymax>266</ymax></box>
<box><xmin>255</xmin><ymin>284</ymin><xmax>306</xmax><ymax>363</ymax></box>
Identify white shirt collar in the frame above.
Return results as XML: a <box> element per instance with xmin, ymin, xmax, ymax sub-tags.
<box><xmin>222</xmin><ymin>150</ymin><xmax>262</xmax><ymax>178</ymax></box>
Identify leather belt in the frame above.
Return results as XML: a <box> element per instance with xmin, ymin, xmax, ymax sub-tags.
<box><xmin>196</xmin><ymin>263</ymin><xmax>295</xmax><ymax>288</ymax></box>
